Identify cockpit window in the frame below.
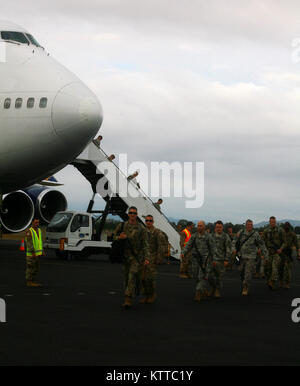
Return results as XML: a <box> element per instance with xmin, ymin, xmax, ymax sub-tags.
<box><xmin>25</xmin><ymin>34</ymin><xmax>41</xmax><ymax>47</ymax></box>
<box><xmin>1</xmin><ymin>31</ymin><xmax>29</xmax><ymax>45</ymax></box>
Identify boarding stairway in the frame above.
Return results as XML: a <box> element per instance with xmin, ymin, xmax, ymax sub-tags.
<box><xmin>71</xmin><ymin>141</ymin><xmax>181</xmax><ymax>258</ymax></box>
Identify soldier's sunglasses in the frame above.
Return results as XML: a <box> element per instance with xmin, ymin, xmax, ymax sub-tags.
<box><xmin>128</xmin><ymin>212</ymin><xmax>137</xmax><ymax>215</ymax></box>
<box><xmin>145</xmin><ymin>219</ymin><xmax>153</xmax><ymax>222</ymax></box>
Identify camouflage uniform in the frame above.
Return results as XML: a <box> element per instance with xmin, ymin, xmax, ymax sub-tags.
<box><xmin>262</xmin><ymin>226</ymin><xmax>286</xmax><ymax>286</ymax></box>
<box><xmin>234</xmin><ymin>230</ymin><xmax>268</xmax><ymax>291</ymax></box>
<box><xmin>158</xmin><ymin>230</ymin><xmax>169</xmax><ymax>263</ymax></box>
<box><xmin>25</xmin><ymin>227</ymin><xmax>42</xmax><ymax>282</ymax></box>
<box><xmin>180</xmin><ymin>229</ymin><xmax>192</xmax><ymax>277</ymax></box>
<box><xmin>114</xmin><ymin>222</ymin><xmax>150</xmax><ymax>298</ymax></box>
<box><xmin>227</xmin><ymin>233</ymin><xmax>236</xmax><ymax>269</ymax></box>
<box><xmin>141</xmin><ymin>227</ymin><xmax>165</xmax><ymax>297</ymax></box>
<box><xmin>182</xmin><ymin>233</ymin><xmax>215</xmax><ymax>295</ymax></box>
<box><xmin>209</xmin><ymin>232</ymin><xmax>232</xmax><ymax>291</ymax></box>
<box><xmin>280</xmin><ymin>230</ymin><xmax>298</xmax><ymax>288</ymax></box>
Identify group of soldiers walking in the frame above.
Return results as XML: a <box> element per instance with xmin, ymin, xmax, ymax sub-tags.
<box><xmin>113</xmin><ymin>207</ymin><xmax>300</xmax><ymax>309</ymax></box>
<box><xmin>180</xmin><ymin>217</ymin><xmax>300</xmax><ymax>301</ymax></box>
<box><xmin>23</xmin><ymin>210</ymin><xmax>299</xmax><ymax>309</ymax></box>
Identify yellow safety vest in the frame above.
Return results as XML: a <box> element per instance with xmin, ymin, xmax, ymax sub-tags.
<box><xmin>183</xmin><ymin>229</ymin><xmax>191</xmax><ymax>247</ymax></box>
<box><xmin>27</xmin><ymin>228</ymin><xmax>43</xmax><ymax>257</ymax></box>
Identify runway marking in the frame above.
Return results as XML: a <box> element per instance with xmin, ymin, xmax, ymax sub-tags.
<box><xmin>42</xmin><ymin>293</ymin><xmax>51</xmax><ymax>296</ymax></box>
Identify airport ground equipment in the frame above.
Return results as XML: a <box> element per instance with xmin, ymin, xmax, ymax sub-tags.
<box><xmin>45</xmin><ymin>141</ymin><xmax>180</xmax><ymax>260</ymax></box>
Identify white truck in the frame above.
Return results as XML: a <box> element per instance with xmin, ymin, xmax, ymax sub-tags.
<box><xmin>44</xmin><ymin>210</ymin><xmax>113</xmax><ymax>260</ymax></box>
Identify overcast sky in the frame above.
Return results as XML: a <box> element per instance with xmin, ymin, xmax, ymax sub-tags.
<box><xmin>3</xmin><ymin>0</ymin><xmax>300</xmax><ymax>223</ymax></box>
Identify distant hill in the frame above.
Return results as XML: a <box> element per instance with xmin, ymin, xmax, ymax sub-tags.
<box><xmin>169</xmin><ymin>217</ymin><xmax>300</xmax><ymax>229</ymax></box>
<box><xmin>254</xmin><ymin>220</ymin><xmax>300</xmax><ymax>228</ymax></box>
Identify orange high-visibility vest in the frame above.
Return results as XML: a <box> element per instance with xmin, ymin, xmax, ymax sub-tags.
<box><xmin>182</xmin><ymin>229</ymin><xmax>191</xmax><ymax>247</ymax></box>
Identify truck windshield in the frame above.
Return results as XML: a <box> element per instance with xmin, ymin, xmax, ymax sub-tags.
<box><xmin>47</xmin><ymin>213</ymin><xmax>73</xmax><ymax>233</ymax></box>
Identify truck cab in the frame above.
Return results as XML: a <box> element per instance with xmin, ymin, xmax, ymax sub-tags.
<box><xmin>45</xmin><ymin>210</ymin><xmax>111</xmax><ymax>259</ymax></box>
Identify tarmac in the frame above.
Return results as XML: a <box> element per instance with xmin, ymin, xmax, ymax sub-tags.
<box><xmin>0</xmin><ymin>240</ymin><xmax>300</xmax><ymax>366</ymax></box>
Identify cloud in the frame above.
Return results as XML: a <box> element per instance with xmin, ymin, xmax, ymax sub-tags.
<box><xmin>2</xmin><ymin>0</ymin><xmax>300</xmax><ymax>223</ymax></box>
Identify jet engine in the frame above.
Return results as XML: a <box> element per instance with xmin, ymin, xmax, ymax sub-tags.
<box><xmin>24</xmin><ymin>186</ymin><xmax>67</xmax><ymax>224</ymax></box>
<box><xmin>0</xmin><ymin>191</ymin><xmax>35</xmax><ymax>232</ymax></box>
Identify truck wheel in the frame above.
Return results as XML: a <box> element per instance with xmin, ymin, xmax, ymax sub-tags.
<box><xmin>55</xmin><ymin>250</ymin><xmax>67</xmax><ymax>260</ymax></box>
<box><xmin>77</xmin><ymin>250</ymin><xmax>89</xmax><ymax>261</ymax></box>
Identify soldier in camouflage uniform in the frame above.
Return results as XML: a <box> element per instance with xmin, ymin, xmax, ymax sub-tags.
<box><xmin>139</xmin><ymin>215</ymin><xmax>166</xmax><ymax>304</ymax></box>
<box><xmin>182</xmin><ymin>221</ymin><xmax>215</xmax><ymax>302</ymax></box>
<box><xmin>208</xmin><ymin>221</ymin><xmax>232</xmax><ymax>298</ymax></box>
<box><xmin>279</xmin><ymin>222</ymin><xmax>298</xmax><ymax>289</ymax></box>
<box><xmin>113</xmin><ymin>206</ymin><xmax>150</xmax><ymax>309</ymax></box>
<box><xmin>262</xmin><ymin>216</ymin><xmax>286</xmax><ymax>290</ymax></box>
<box><xmin>233</xmin><ymin>220</ymin><xmax>268</xmax><ymax>295</ymax></box>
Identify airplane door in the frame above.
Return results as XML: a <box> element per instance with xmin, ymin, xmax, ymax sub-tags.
<box><xmin>69</xmin><ymin>214</ymin><xmax>91</xmax><ymax>245</ymax></box>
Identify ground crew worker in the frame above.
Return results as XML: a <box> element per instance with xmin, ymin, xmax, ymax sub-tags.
<box><xmin>208</xmin><ymin>221</ymin><xmax>231</xmax><ymax>298</ymax></box>
<box><xmin>25</xmin><ymin>218</ymin><xmax>45</xmax><ymax>287</ymax></box>
<box><xmin>113</xmin><ymin>206</ymin><xmax>150</xmax><ymax>309</ymax></box>
<box><xmin>179</xmin><ymin>222</ymin><xmax>194</xmax><ymax>279</ymax></box>
<box><xmin>279</xmin><ymin>222</ymin><xmax>298</xmax><ymax>289</ymax></box>
<box><xmin>182</xmin><ymin>221</ymin><xmax>215</xmax><ymax>302</ymax></box>
<box><xmin>262</xmin><ymin>216</ymin><xmax>286</xmax><ymax>290</ymax></box>
<box><xmin>139</xmin><ymin>215</ymin><xmax>165</xmax><ymax>304</ymax></box>
<box><xmin>233</xmin><ymin>219</ymin><xmax>268</xmax><ymax>296</ymax></box>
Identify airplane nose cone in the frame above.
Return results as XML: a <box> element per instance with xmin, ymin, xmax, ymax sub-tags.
<box><xmin>52</xmin><ymin>82</ymin><xmax>103</xmax><ymax>146</ymax></box>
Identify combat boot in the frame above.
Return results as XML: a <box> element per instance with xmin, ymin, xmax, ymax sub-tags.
<box><xmin>139</xmin><ymin>297</ymin><xmax>148</xmax><ymax>304</ymax></box>
<box><xmin>180</xmin><ymin>274</ymin><xmax>189</xmax><ymax>279</ymax></box>
<box><xmin>27</xmin><ymin>281</ymin><xmax>40</xmax><ymax>287</ymax></box>
<box><xmin>214</xmin><ymin>289</ymin><xmax>221</xmax><ymax>298</ymax></box>
<box><xmin>146</xmin><ymin>294</ymin><xmax>156</xmax><ymax>304</ymax></box>
<box><xmin>267</xmin><ymin>280</ymin><xmax>275</xmax><ymax>290</ymax></box>
<box><xmin>122</xmin><ymin>296</ymin><xmax>132</xmax><ymax>309</ymax></box>
<box><xmin>242</xmin><ymin>287</ymin><xmax>249</xmax><ymax>296</ymax></box>
<box><xmin>194</xmin><ymin>291</ymin><xmax>202</xmax><ymax>302</ymax></box>
<box><xmin>201</xmin><ymin>290</ymin><xmax>208</xmax><ymax>300</ymax></box>
<box><xmin>207</xmin><ymin>288</ymin><xmax>215</xmax><ymax>298</ymax></box>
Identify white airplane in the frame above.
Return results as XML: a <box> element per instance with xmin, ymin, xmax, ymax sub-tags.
<box><xmin>0</xmin><ymin>21</ymin><xmax>103</xmax><ymax>232</ymax></box>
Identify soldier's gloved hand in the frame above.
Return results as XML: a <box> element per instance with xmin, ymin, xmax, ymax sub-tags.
<box><xmin>213</xmin><ymin>262</ymin><xmax>217</xmax><ymax>267</ymax></box>
<box><xmin>119</xmin><ymin>232</ymin><xmax>127</xmax><ymax>240</ymax></box>
<box><xmin>144</xmin><ymin>259</ymin><xmax>150</xmax><ymax>265</ymax></box>
<box><xmin>224</xmin><ymin>261</ymin><xmax>229</xmax><ymax>267</ymax></box>
<box><xmin>277</xmin><ymin>248</ymin><xmax>282</xmax><ymax>254</ymax></box>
